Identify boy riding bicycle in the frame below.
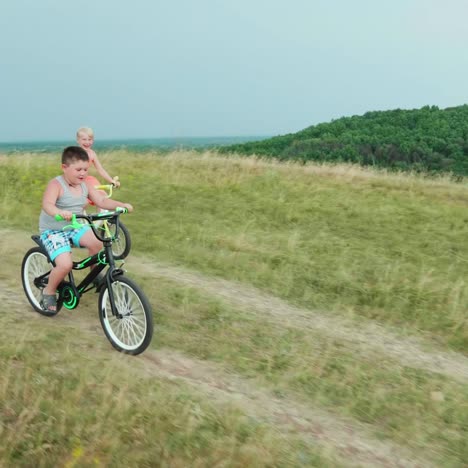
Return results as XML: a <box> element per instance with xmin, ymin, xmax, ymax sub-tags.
<box><xmin>39</xmin><ymin>146</ymin><xmax>133</xmax><ymax>313</ymax></box>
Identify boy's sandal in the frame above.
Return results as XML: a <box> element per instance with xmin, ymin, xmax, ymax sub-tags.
<box><xmin>41</xmin><ymin>292</ymin><xmax>57</xmax><ymax>313</ymax></box>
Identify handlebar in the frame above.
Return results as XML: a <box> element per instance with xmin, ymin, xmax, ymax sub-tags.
<box><xmin>95</xmin><ymin>176</ymin><xmax>120</xmax><ymax>198</ymax></box>
<box><xmin>55</xmin><ymin>207</ymin><xmax>128</xmax><ymax>231</ymax></box>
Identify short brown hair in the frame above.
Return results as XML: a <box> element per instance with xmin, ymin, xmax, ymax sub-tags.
<box><xmin>62</xmin><ymin>146</ymin><xmax>89</xmax><ymax>165</ymax></box>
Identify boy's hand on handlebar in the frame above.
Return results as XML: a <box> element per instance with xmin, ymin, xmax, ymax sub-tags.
<box><xmin>57</xmin><ymin>210</ymin><xmax>73</xmax><ymax>221</ymax></box>
<box><xmin>122</xmin><ymin>203</ymin><xmax>133</xmax><ymax>213</ymax></box>
<box><xmin>112</xmin><ymin>176</ymin><xmax>121</xmax><ymax>188</ymax></box>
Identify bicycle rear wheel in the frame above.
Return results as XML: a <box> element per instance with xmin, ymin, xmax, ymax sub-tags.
<box><xmin>98</xmin><ymin>276</ymin><xmax>153</xmax><ymax>355</ymax></box>
<box><xmin>21</xmin><ymin>247</ymin><xmax>62</xmax><ymax>316</ymax></box>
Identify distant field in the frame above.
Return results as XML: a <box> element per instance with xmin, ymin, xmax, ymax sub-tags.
<box><xmin>1</xmin><ymin>150</ymin><xmax>467</xmax><ymax>466</ymax></box>
<box><xmin>0</xmin><ymin>135</ymin><xmax>269</xmax><ymax>154</ymax></box>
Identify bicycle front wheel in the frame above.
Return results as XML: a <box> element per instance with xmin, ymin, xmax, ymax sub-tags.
<box><xmin>21</xmin><ymin>247</ymin><xmax>62</xmax><ymax>316</ymax></box>
<box><xmin>98</xmin><ymin>276</ymin><xmax>153</xmax><ymax>355</ymax></box>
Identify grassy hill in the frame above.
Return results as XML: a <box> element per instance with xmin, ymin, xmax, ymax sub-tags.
<box><xmin>1</xmin><ymin>151</ymin><xmax>468</xmax><ymax>466</ymax></box>
<box><xmin>220</xmin><ymin>104</ymin><xmax>468</xmax><ymax>175</ymax></box>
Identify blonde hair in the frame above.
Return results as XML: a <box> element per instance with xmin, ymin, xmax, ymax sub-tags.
<box><xmin>76</xmin><ymin>126</ymin><xmax>94</xmax><ymax>138</ymax></box>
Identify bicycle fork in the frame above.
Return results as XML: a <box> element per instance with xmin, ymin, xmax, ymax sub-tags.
<box><xmin>100</xmin><ymin>242</ymin><xmax>126</xmax><ymax>319</ymax></box>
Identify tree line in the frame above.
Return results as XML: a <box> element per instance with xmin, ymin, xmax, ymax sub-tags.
<box><xmin>219</xmin><ymin>105</ymin><xmax>468</xmax><ymax>176</ymax></box>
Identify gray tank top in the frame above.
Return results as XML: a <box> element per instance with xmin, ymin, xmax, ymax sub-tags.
<box><xmin>39</xmin><ymin>176</ymin><xmax>89</xmax><ymax>232</ymax></box>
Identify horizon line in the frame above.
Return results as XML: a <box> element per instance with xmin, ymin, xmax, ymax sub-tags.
<box><xmin>0</xmin><ymin>134</ymin><xmax>272</xmax><ymax>145</ymax></box>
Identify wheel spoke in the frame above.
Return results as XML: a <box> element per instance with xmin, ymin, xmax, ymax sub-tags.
<box><xmin>22</xmin><ymin>248</ymin><xmax>52</xmax><ymax>314</ymax></box>
<box><xmin>99</xmin><ymin>277</ymin><xmax>152</xmax><ymax>354</ymax></box>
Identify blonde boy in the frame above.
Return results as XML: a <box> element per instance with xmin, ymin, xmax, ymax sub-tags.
<box><xmin>76</xmin><ymin>126</ymin><xmax>121</xmax><ymax>188</ymax></box>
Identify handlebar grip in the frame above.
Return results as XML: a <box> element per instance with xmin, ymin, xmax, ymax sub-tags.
<box><xmin>55</xmin><ymin>213</ymin><xmax>82</xmax><ymax>230</ymax></box>
<box><xmin>95</xmin><ymin>183</ymin><xmax>114</xmax><ymax>198</ymax></box>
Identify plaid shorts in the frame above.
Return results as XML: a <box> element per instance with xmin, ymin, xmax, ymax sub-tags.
<box><xmin>40</xmin><ymin>226</ymin><xmax>91</xmax><ymax>261</ymax></box>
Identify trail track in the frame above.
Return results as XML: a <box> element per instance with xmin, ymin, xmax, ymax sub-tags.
<box><xmin>0</xmin><ymin>282</ymin><xmax>432</xmax><ymax>467</ymax></box>
<box><xmin>135</xmin><ymin>257</ymin><xmax>468</xmax><ymax>384</ymax></box>
<box><xmin>4</xmin><ymin>228</ymin><xmax>466</xmax><ymax>466</ymax></box>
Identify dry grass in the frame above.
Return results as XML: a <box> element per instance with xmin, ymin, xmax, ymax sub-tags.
<box><xmin>1</xmin><ymin>151</ymin><xmax>468</xmax><ymax>466</ymax></box>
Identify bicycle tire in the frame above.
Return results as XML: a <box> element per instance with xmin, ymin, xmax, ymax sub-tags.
<box><xmin>21</xmin><ymin>247</ymin><xmax>63</xmax><ymax>316</ymax></box>
<box><xmin>108</xmin><ymin>220</ymin><xmax>131</xmax><ymax>259</ymax></box>
<box><xmin>98</xmin><ymin>275</ymin><xmax>153</xmax><ymax>355</ymax></box>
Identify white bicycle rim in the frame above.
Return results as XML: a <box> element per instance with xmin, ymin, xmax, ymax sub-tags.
<box><xmin>23</xmin><ymin>250</ymin><xmax>49</xmax><ymax>309</ymax></box>
<box><xmin>100</xmin><ymin>281</ymin><xmax>148</xmax><ymax>351</ymax></box>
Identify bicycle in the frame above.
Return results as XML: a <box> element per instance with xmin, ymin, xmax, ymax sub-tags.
<box><xmin>21</xmin><ymin>208</ymin><xmax>153</xmax><ymax>355</ymax></box>
<box><xmin>89</xmin><ymin>180</ymin><xmax>131</xmax><ymax>260</ymax></box>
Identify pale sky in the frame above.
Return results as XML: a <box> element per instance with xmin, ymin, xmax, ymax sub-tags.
<box><xmin>1</xmin><ymin>0</ymin><xmax>467</xmax><ymax>142</ymax></box>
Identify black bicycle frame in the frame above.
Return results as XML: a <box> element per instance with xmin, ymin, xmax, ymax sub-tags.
<box><xmin>32</xmin><ymin>214</ymin><xmax>126</xmax><ymax>317</ymax></box>
<box><xmin>74</xmin><ymin>240</ymin><xmax>125</xmax><ymax>317</ymax></box>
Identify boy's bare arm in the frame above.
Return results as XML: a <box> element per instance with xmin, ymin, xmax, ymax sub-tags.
<box><xmin>88</xmin><ymin>185</ymin><xmax>133</xmax><ymax>212</ymax></box>
<box><xmin>42</xmin><ymin>180</ymin><xmax>69</xmax><ymax>217</ymax></box>
<box><xmin>93</xmin><ymin>154</ymin><xmax>117</xmax><ymax>185</ymax></box>
<box><xmin>42</xmin><ymin>180</ymin><xmax>73</xmax><ymax>220</ymax></box>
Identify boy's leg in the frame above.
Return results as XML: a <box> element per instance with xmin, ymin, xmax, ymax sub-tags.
<box><xmin>42</xmin><ymin>252</ymin><xmax>73</xmax><ymax>311</ymax></box>
<box><xmin>77</xmin><ymin>230</ymin><xmax>104</xmax><ymax>286</ymax></box>
<box><xmin>40</xmin><ymin>230</ymin><xmax>74</xmax><ymax>307</ymax></box>
<box><xmin>78</xmin><ymin>229</ymin><xmax>103</xmax><ymax>255</ymax></box>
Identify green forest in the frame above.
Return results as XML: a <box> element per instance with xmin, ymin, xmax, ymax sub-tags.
<box><xmin>220</xmin><ymin>105</ymin><xmax>468</xmax><ymax>176</ymax></box>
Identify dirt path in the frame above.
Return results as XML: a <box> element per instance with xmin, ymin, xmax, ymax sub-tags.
<box><xmin>4</xmin><ymin>227</ymin><xmax>462</xmax><ymax>466</ymax></box>
<box><xmin>8</xmin><ymin>228</ymin><xmax>468</xmax><ymax>383</ymax></box>
<box><xmin>133</xmin><ymin>257</ymin><xmax>468</xmax><ymax>383</ymax></box>
<box><xmin>1</xmin><ymin>282</ymin><xmax>432</xmax><ymax>468</ymax></box>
